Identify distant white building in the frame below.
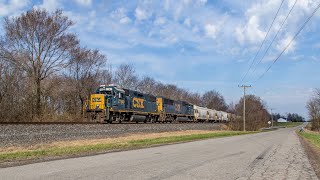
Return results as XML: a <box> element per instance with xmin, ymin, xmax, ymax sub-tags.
<box><xmin>277</xmin><ymin>118</ymin><xmax>287</xmax><ymax>122</ymax></box>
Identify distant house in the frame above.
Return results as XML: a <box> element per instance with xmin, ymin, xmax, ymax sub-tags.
<box><xmin>277</xmin><ymin>118</ymin><xmax>287</xmax><ymax>122</ymax></box>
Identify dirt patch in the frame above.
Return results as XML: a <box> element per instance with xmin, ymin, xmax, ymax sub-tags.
<box><xmin>299</xmin><ymin>134</ymin><xmax>320</xmax><ymax>178</ymax></box>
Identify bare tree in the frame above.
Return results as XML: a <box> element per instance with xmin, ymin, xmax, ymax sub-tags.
<box><xmin>307</xmin><ymin>88</ymin><xmax>320</xmax><ymax>130</ymax></box>
<box><xmin>99</xmin><ymin>65</ymin><xmax>113</xmax><ymax>85</ymax></box>
<box><xmin>227</xmin><ymin>102</ymin><xmax>236</xmax><ymax>114</ymax></box>
<box><xmin>0</xmin><ymin>9</ymin><xmax>78</xmax><ymax>118</ymax></box>
<box><xmin>137</xmin><ymin>76</ymin><xmax>157</xmax><ymax>94</ymax></box>
<box><xmin>0</xmin><ymin>57</ymin><xmax>30</xmax><ymax>122</ymax></box>
<box><xmin>184</xmin><ymin>92</ymin><xmax>202</xmax><ymax>105</ymax></box>
<box><xmin>68</xmin><ymin>47</ymin><xmax>107</xmax><ymax>114</ymax></box>
<box><xmin>114</xmin><ymin>64</ymin><xmax>138</xmax><ymax>89</ymax></box>
<box><xmin>232</xmin><ymin>95</ymin><xmax>269</xmax><ymax>131</ymax></box>
<box><xmin>202</xmin><ymin>90</ymin><xmax>228</xmax><ymax>111</ymax></box>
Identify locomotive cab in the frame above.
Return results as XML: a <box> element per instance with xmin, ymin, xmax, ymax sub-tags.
<box><xmin>96</xmin><ymin>85</ymin><xmax>113</xmax><ymax>108</ymax></box>
<box><xmin>86</xmin><ymin>84</ymin><xmax>125</xmax><ymax>123</ymax></box>
<box><xmin>96</xmin><ymin>85</ymin><xmax>126</xmax><ymax>109</ymax></box>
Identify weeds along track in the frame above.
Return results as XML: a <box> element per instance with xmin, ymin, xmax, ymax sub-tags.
<box><xmin>0</xmin><ymin>123</ymin><xmax>223</xmax><ymax>148</ymax></box>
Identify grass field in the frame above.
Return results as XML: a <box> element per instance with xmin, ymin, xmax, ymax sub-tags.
<box><xmin>274</xmin><ymin>122</ymin><xmax>303</xmax><ymax>128</ymax></box>
<box><xmin>298</xmin><ymin>130</ymin><xmax>320</xmax><ymax>178</ymax></box>
<box><xmin>0</xmin><ymin>130</ymin><xmax>255</xmax><ymax>163</ymax></box>
<box><xmin>299</xmin><ymin>130</ymin><xmax>320</xmax><ymax>149</ymax></box>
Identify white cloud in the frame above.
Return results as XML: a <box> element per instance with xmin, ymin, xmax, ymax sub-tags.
<box><xmin>135</xmin><ymin>7</ymin><xmax>149</xmax><ymax>21</ymax></box>
<box><xmin>111</xmin><ymin>8</ymin><xmax>131</xmax><ymax>24</ymax></box>
<box><xmin>87</xmin><ymin>10</ymin><xmax>96</xmax><ymax>30</ymax></box>
<box><xmin>154</xmin><ymin>17</ymin><xmax>166</xmax><ymax>25</ymax></box>
<box><xmin>35</xmin><ymin>0</ymin><xmax>61</xmax><ymax>12</ymax></box>
<box><xmin>192</xmin><ymin>26</ymin><xmax>199</xmax><ymax>33</ymax></box>
<box><xmin>290</xmin><ymin>54</ymin><xmax>304</xmax><ymax>61</ymax></box>
<box><xmin>235</xmin><ymin>15</ymin><xmax>265</xmax><ymax>45</ymax></box>
<box><xmin>183</xmin><ymin>18</ymin><xmax>191</xmax><ymax>27</ymax></box>
<box><xmin>111</xmin><ymin>8</ymin><xmax>126</xmax><ymax>19</ymax></box>
<box><xmin>276</xmin><ymin>35</ymin><xmax>296</xmax><ymax>54</ymax></box>
<box><xmin>74</xmin><ymin>0</ymin><xmax>92</xmax><ymax>7</ymax></box>
<box><xmin>0</xmin><ymin>0</ymin><xmax>29</xmax><ymax>17</ymax></box>
<box><xmin>164</xmin><ymin>0</ymin><xmax>170</xmax><ymax>10</ymax></box>
<box><xmin>204</xmin><ymin>23</ymin><xmax>217</xmax><ymax>39</ymax></box>
<box><xmin>197</xmin><ymin>0</ymin><xmax>207</xmax><ymax>6</ymax></box>
<box><xmin>120</xmin><ymin>16</ymin><xmax>131</xmax><ymax>24</ymax></box>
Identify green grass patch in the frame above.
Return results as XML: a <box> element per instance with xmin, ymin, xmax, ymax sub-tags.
<box><xmin>298</xmin><ymin>131</ymin><xmax>320</xmax><ymax>149</ymax></box>
<box><xmin>274</xmin><ymin>122</ymin><xmax>303</xmax><ymax>128</ymax></box>
<box><xmin>0</xmin><ymin>131</ymin><xmax>255</xmax><ymax>163</ymax></box>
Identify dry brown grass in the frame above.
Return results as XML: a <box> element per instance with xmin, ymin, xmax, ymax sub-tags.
<box><xmin>0</xmin><ymin>130</ymin><xmax>217</xmax><ymax>153</ymax></box>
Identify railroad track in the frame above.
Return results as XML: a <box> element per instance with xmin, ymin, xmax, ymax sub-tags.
<box><xmin>0</xmin><ymin>121</ymin><xmax>222</xmax><ymax>125</ymax></box>
<box><xmin>0</xmin><ymin>123</ymin><xmax>223</xmax><ymax>147</ymax></box>
<box><xmin>0</xmin><ymin>122</ymin><xmax>96</xmax><ymax>125</ymax></box>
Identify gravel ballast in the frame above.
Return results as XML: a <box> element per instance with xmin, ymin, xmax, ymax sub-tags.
<box><xmin>0</xmin><ymin>123</ymin><xmax>223</xmax><ymax>147</ymax></box>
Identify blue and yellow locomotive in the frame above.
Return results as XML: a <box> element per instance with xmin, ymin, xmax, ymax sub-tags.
<box><xmin>85</xmin><ymin>84</ymin><xmax>194</xmax><ymax>123</ymax></box>
<box><xmin>86</xmin><ymin>85</ymin><xmax>157</xmax><ymax>123</ymax></box>
<box><xmin>85</xmin><ymin>84</ymin><xmax>235</xmax><ymax>123</ymax></box>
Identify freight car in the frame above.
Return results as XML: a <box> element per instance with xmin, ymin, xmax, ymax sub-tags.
<box><xmin>194</xmin><ymin>106</ymin><xmax>220</xmax><ymax>123</ymax></box>
<box><xmin>85</xmin><ymin>84</ymin><xmax>233</xmax><ymax>123</ymax></box>
<box><xmin>194</xmin><ymin>105</ymin><xmax>209</xmax><ymax>122</ymax></box>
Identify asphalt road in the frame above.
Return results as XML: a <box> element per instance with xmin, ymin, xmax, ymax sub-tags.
<box><xmin>0</xmin><ymin>126</ymin><xmax>318</xmax><ymax>180</ymax></box>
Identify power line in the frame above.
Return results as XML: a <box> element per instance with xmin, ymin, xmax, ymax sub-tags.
<box><xmin>253</xmin><ymin>1</ymin><xmax>320</xmax><ymax>84</ymax></box>
<box><xmin>250</xmin><ymin>0</ymin><xmax>298</xmax><ymax>79</ymax></box>
<box><xmin>239</xmin><ymin>0</ymin><xmax>285</xmax><ymax>85</ymax></box>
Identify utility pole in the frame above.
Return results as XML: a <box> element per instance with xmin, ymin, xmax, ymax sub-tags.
<box><xmin>270</xmin><ymin>108</ymin><xmax>275</xmax><ymax>127</ymax></box>
<box><xmin>238</xmin><ymin>85</ymin><xmax>251</xmax><ymax>131</ymax></box>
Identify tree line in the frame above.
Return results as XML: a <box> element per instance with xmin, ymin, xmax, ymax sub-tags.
<box><xmin>0</xmin><ymin>9</ymin><xmax>230</xmax><ymax>122</ymax></box>
<box><xmin>307</xmin><ymin>88</ymin><xmax>320</xmax><ymax>131</ymax></box>
<box><xmin>271</xmin><ymin>113</ymin><xmax>305</xmax><ymax>122</ymax></box>
<box><xmin>0</xmin><ymin>9</ymin><xmax>271</xmax><ymax>131</ymax></box>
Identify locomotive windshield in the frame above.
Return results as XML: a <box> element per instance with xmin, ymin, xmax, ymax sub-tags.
<box><xmin>97</xmin><ymin>86</ymin><xmax>113</xmax><ymax>95</ymax></box>
<box><xmin>99</xmin><ymin>90</ymin><xmax>112</xmax><ymax>95</ymax></box>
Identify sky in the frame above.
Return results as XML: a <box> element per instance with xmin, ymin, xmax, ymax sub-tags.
<box><xmin>0</xmin><ymin>0</ymin><xmax>320</xmax><ymax>118</ymax></box>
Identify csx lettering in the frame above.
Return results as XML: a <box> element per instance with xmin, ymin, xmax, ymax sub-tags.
<box><xmin>133</xmin><ymin>97</ymin><xmax>144</xmax><ymax>108</ymax></box>
<box><xmin>92</xmin><ymin>98</ymin><xmax>101</xmax><ymax>102</ymax></box>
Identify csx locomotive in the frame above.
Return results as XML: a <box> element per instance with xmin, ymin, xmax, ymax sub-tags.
<box><xmin>85</xmin><ymin>84</ymin><xmax>234</xmax><ymax>123</ymax></box>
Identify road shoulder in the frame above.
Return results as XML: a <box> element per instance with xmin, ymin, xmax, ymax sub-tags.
<box><xmin>299</xmin><ymin>132</ymin><xmax>320</xmax><ymax>179</ymax></box>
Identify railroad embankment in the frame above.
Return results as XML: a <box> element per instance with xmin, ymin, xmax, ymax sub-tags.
<box><xmin>0</xmin><ymin>123</ymin><xmax>224</xmax><ymax>147</ymax></box>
